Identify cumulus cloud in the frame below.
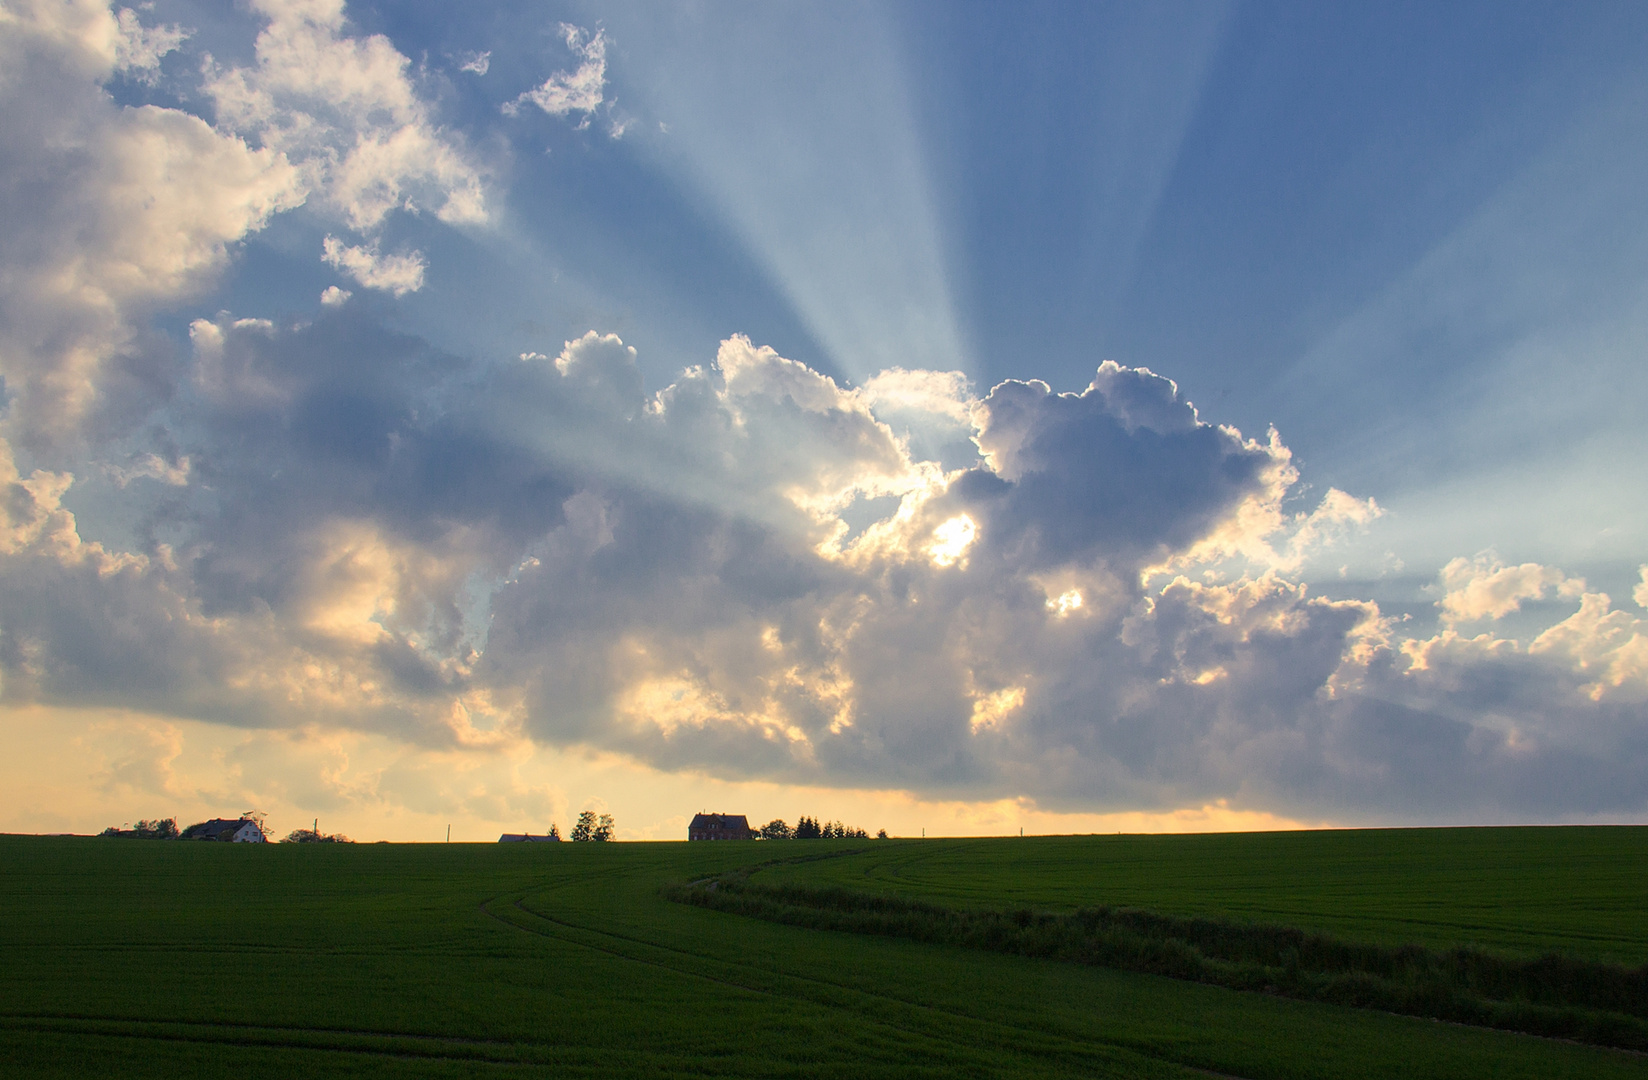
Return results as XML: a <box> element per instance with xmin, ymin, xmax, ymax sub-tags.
<box><xmin>321</xmin><ymin>235</ymin><xmax>425</xmax><ymax>296</ymax></box>
<box><xmin>203</xmin><ymin>0</ymin><xmax>487</xmax><ymax>231</ymax></box>
<box><xmin>505</xmin><ymin>24</ymin><xmax>606</xmax><ymax>124</ymax></box>
<box><xmin>963</xmin><ymin>367</ymin><xmax>1286</xmax><ymax>571</ymax></box>
<box><xmin>1436</xmin><ymin>552</ymin><xmax>1585</xmax><ymax>624</ymax></box>
<box><xmin>0</xmin><ymin>0</ymin><xmax>488</xmax><ymax>448</ymax></box>
<box><xmin>0</xmin><ymin>0</ymin><xmax>303</xmax><ymax>442</ymax></box>
<box><xmin>6</xmin><ymin>282</ymin><xmax>1648</xmax><ymax>822</ymax></box>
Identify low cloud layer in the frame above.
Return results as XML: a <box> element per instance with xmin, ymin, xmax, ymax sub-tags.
<box><xmin>0</xmin><ymin>2</ymin><xmax>1644</xmax><ymax>827</ymax></box>
<box><xmin>3</xmin><ymin>309</ymin><xmax>1645</xmax><ymax>821</ymax></box>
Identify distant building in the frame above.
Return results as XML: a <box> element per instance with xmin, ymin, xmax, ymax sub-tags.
<box><xmin>180</xmin><ymin>818</ymin><xmax>266</xmax><ymax>843</ymax></box>
<box><xmin>688</xmin><ymin>813</ymin><xmax>752</xmax><ymax>841</ymax></box>
<box><xmin>498</xmin><ymin>832</ymin><xmax>560</xmax><ymax>842</ymax></box>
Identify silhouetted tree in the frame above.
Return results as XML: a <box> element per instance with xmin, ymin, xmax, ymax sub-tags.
<box><xmin>876</xmin><ymin>829</ymin><xmax>888</xmax><ymax>839</ymax></box>
<box><xmin>759</xmin><ymin>819</ymin><xmax>791</xmax><ymax>840</ymax></box>
<box><xmin>99</xmin><ymin>817</ymin><xmax>178</xmax><ymax>839</ymax></box>
<box><xmin>283</xmin><ymin>828</ymin><xmax>352</xmax><ymax>843</ymax></box>
<box><xmin>571</xmin><ymin>810</ymin><xmax>597</xmax><ymax>841</ymax></box>
<box><xmin>593</xmin><ymin>813</ymin><xmax>615</xmax><ymax>841</ymax></box>
<box><xmin>548</xmin><ymin>823</ymin><xmax>561</xmax><ymax>840</ymax></box>
<box><xmin>794</xmin><ymin>816</ymin><xmax>821</xmax><ymax>839</ymax></box>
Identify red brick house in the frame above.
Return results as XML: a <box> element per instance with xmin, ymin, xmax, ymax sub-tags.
<box><xmin>688</xmin><ymin>813</ymin><xmax>752</xmax><ymax>841</ymax></box>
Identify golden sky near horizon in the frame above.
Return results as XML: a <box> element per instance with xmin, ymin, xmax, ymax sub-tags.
<box><xmin>2</xmin><ymin>704</ymin><xmax>1329</xmax><ymax>841</ymax></box>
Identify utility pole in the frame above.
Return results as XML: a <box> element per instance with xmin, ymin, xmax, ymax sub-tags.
<box><xmin>446</xmin><ymin>824</ymin><xmax>450</xmax><ymax>843</ymax></box>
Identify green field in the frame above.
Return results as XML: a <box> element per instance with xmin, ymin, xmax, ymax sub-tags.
<box><xmin>756</xmin><ymin>827</ymin><xmax>1648</xmax><ymax>963</ymax></box>
<box><xmin>2</xmin><ymin>829</ymin><xmax>1644</xmax><ymax>1078</ymax></box>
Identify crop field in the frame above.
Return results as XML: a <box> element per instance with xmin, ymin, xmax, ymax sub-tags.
<box><xmin>1</xmin><ymin>829</ymin><xmax>1644</xmax><ymax>1079</ymax></box>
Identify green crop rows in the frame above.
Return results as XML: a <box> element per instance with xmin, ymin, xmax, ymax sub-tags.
<box><xmin>2</xmin><ymin>828</ymin><xmax>1644</xmax><ymax>1078</ymax></box>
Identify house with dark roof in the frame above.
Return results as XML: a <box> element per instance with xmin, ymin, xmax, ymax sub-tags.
<box><xmin>688</xmin><ymin>813</ymin><xmax>751</xmax><ymax>841</ymax></box>
<box><xmin>498</xmin><ymin>832</ymin><xmax>560</xmax><ymax>842</ymax></box>
<box><xmin>180</xmin><ymin>818</ymin><xmax>266</xmax><ymax>843</ymax></box>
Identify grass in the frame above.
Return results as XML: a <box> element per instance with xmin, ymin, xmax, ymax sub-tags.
<box><xmin>752</xmin><ymin>828</ymin><xmax>1648</xmax><ymax>963</ymax></box>
<box><xmin>1</xmin><ymin>830</ymin><xmax>1645</xmax><ymax>1078</ymax></box>
<box><xmin>668</xmin><ymin>874</ymin><xmax>1648</xmax><ymax>1049</ymax></box>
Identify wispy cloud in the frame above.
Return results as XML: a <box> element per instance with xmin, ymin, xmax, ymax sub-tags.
<box><xmin>504</xmin><ymin>25</ymin><xmax>606</xmax><ymax>123</ymax></box>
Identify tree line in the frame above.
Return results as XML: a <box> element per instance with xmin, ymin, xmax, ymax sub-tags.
<box><xmin>98</xmin><ymin>812</ymin><xmax>352</xmax><ymax>842</ymax></box>
<box><xmin>100</xmin><ymin>818</ymin><xmax>180</xmax><ymax>839</ymax></box>
<box><xmin>757</xmin><ymin>816</ymin><xmax>885</xmax><ymax>840</ymax></box>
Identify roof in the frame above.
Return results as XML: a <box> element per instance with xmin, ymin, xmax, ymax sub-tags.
<box><xmin>181</xmin><ymin>818</ymin><xmax>260</xmax><ymax>840</ymax></box>
<box><xmin>498</xmin><ymin>833</ymin><xmax>560</xmax><ymax>842</ymax></box>
<box><xmin>688</xmin><ymin>813</ymin><xmax>750</xmax><ymax>830</ymax></box>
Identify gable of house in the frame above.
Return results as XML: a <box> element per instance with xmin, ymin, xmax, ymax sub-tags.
<box><xmin>687</xmin><ymin>813</ymin><xmax>752</xmax><ymax>840</ymax></box>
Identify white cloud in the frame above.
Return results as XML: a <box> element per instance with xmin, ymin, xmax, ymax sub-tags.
<box><xmin>1636</xmin><ymin>566</ymin><xmax>1648</xmax><ymax>611</ymax></box>
<box><xmin>204</xmin><ymin>0</ymin><xmax>488</xmax><ymax>232</ymax></box>
<box><xmin>505</xmin><ymin>24</ymin><xmax>605</xmax><ymax>121</ymax></box>
<box><xmin>1436</xmin><ymin>552</ymin><xmax>1585</xmax><ymax>624</ymax></box>
<box><xmin>0</xmin><ymin>0</ymin><xmax>303</xmax><ymax>441</ymax></box>
<box><xmin>861</xmin><ymin>367</ymin><xmax>974</xmax><ymax>425</ymax></box>
<box><xmin>112</xmin><ymin>6</ymin><xmax>190</xmax><ymax>82</ymax></box>
<box><xmin>458</xmin><ymin>50</ymin><xmax>490</xmax><ymax>76</ymax></box>
<box><xmin>319</xmin><ymin>285</ymin><xmax>351</xmax><ymax>306</ymax></box>
<box><xmin>321</xmin><ymin>236</ymin><xmax>425</xmax><ymax>296</ymax></box>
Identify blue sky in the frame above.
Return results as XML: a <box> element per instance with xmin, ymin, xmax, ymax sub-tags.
<box><xmin>2</xmin><ymin>0</ymin><xmax>1646</xmax><ymax>839</ymax></box>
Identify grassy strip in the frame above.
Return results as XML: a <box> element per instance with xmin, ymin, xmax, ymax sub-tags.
<box><xmin>665</xmin><ymin>874</ymin><xmax>1648</xmax><ymax>1052</ymax></box>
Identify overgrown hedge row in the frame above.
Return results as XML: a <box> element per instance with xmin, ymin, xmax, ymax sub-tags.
<box><xmin>665</xmin><ymin>875</ymin><xmax>1648</xmax><ymax>1051</ymax></box>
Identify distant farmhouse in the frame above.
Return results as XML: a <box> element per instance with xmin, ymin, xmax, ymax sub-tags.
<box><xmin>498</xmin><ymin>832</ymin><xmax>560</xmax><ymax>842</ymax></box>
<box><xmin>181</xmin><ymin>818</ymin><xmax>266</xmax><ymax>843</ymax></box>
<box><xmin>688</xmin><ymin>813</ymin><xmax>752</xmax><ymax>841</ymax></box>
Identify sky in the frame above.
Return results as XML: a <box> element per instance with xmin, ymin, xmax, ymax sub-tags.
<box><xmin>2</xmin><ymin>0</ymin><xmax>1647</xmax><ymax>841</ymax></box>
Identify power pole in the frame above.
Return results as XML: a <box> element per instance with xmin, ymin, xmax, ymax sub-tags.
<box><xmin>446</xmin><ymin>824</ymin><xmax>450</xmax><ymax>843</ymax></box>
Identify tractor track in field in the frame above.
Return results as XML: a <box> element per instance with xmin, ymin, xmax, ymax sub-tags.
<box><xmin>0</xmin><ymin>1010</ymin><xmax>585</xmax><ymax>1068</ymax></box>
<box><xmin>482</xmin><ymin>889</ymin><xmax>1256</xmax><ymax>1080</ymax></box>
